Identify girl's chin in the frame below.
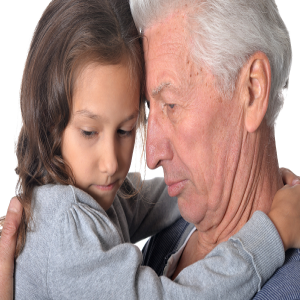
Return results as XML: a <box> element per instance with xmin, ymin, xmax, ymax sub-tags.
<box><xmin>89</xmin><ymin>187</ymin><xmax>118</xmax><ymax>211</ymax></box>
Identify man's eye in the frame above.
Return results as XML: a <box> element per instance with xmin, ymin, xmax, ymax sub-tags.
<box><xmin>81</xmin><ymin>130</ymin><xmax>97</xmax><ymax>139</ymax></box>
<box><xmin>165</xmin><ymin>103</ymin><xmax>176</xmax><ymax>111</ymax></box>
<box><xmin>164</xmin><ymin>103</ymin><xmax>180</xmax><ymax>124</ymax></box>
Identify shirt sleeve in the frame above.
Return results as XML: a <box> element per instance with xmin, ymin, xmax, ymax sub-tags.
<box><xmin>116</xmin><ymin>173</ymin><xmax>181</xmax><ymax>243</ymax></box>
<box><xmin>47</xmin><ymin>201</ymin><xmax>285</xmax><ymax>300</ymax></box>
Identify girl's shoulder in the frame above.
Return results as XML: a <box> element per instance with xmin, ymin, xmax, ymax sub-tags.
<box><xmin>16</xmin><ymin>186</ymin><xmax>124</xmax><ymax>298</ymax></box>
<box><xmin>31</xmin><ymin>184</ymin><xmax>107</xmax><ymax>228</ymax></box>
<box><xmin>32</xmin><ymin>184</ymin><xmax>104</xmax><ymax>212</ymax></box>
<box><xmin>26</xmin><ymin>184</ymin><xmax>118</xmax><ymax>250</ymax></box>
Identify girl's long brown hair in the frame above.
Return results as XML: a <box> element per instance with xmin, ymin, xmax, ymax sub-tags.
<box><xmin>15</xmin><ymin>0</ymin><xmax>144</xmax><ymax>257</ymax></box>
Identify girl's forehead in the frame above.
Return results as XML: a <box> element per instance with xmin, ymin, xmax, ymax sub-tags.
<box><xmin>71</xmin><ymin>63</ymin><xmax>140</xmax><ymax>119</ymax></box>
<box><xmin>73</xmin><ymin>61</ymin><xmax>140</xmax><ymax>92</ymax></box>
<box><xmin>74</xmin><ymin>63</ymin><xmax>140</xmax><ymax>97</ymax></box>
<box><xmin>73</xmin><ymin>64</ymin><xmax>139</xmax><ymax>98</ymax></box>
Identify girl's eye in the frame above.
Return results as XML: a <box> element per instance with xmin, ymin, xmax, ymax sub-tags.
<box><xmin>118</xmin><ymin>129</ymin><xmax>133</xmax><ymax>137</ymax></box>
<box><xmin>81</xmin><ymin>130</ymin><xmax>97</xmax><ymax>139</ymax></box>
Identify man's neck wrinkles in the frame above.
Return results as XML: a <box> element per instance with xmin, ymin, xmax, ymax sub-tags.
<box><xmin>195</xmin><ymin>124</ymin><xmax>283</xmax><ymax>253</ymax></box>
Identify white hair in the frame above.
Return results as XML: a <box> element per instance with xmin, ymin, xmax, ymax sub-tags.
<box><xmin>130</xmin><ymin>0</ymin><xmax>292</xmax><ymax>127</ymax></box>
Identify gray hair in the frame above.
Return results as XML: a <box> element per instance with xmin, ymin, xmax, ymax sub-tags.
<box><xmin>130</xmin><ymin>0</ymin><xmax>292</xmax><ymax>127</ymax></box>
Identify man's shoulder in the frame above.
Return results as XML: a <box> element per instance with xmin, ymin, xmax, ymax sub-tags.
<box><xmin>253</xmin><ymin>248</ymin><xmax>300</xmax><ymax>300</ymax></box>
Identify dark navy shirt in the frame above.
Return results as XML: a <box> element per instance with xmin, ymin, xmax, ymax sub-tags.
<box><xmin>142</xmin><ymin>217</ymin><xmax>300</xmax><ymax>299</ymax></box>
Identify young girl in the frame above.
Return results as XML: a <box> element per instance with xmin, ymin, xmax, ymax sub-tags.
<box><xmin>13</xmin><ymin>0</ymin><xmax>289</xmax><ymax>299</ymax></box>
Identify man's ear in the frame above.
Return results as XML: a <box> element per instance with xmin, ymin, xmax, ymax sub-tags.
<box><xmin>242</xmin><ymin>52</ymin><xmax>271</xmax><ymax>133</ymax></box>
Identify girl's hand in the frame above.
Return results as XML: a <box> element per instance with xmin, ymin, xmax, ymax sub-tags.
<box><xmin>280</xmin><ymin>167</ymin><xmax>300</xmax><ymax>186</ymax></box>
<box><xmin>0</xmin><ymin>197</ymin><xmax>23</xmax><ymax>300</ymax></box>
<box><xmin>268</xmin><ymin>168</ymin><xmax>300</xmax><ymax>251</ymax></box>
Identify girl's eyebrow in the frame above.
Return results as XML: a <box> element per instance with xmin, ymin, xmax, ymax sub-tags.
<box><xmin>74</xmin><ymin>109</ymin><xmax>139</xmax><ymax>123</ymax></box>
<box><xmin>120</xmin><ymin>112</ymin><xmax>139</xmax><ymax>125</ymax></box>
<box><xmin>75</xmin><ymin>109</ymin><xmax>101</xmax><ymax>120</ymax></box>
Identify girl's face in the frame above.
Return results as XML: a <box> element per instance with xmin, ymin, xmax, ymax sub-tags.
<box><xmin>61</xmin><ymin>63</ymin><xmax>140</xmax><ymax>210</ymax></box>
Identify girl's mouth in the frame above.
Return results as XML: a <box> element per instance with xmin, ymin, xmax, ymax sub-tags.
<box><xmin>94</xmin><ymin>182</ymin><xmax>116</xmax><ymax>191</ymax></box>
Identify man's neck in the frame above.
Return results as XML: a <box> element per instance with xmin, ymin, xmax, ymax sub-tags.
<box><xmin>181</xmin><ymin>123</ymin><xmax>283</xmax><ymax>266</ymax></box>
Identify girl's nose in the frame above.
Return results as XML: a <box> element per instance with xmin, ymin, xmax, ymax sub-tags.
<box><xmin>99</xmin><ymin>140</ymin><xmax>118</xmax><ymax>176</ymax></box>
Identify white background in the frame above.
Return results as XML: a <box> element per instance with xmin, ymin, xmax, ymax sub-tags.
<box><xmin>0</xmin><ymin>0</ymin><xmax>299</xmax><ymax>218</ymax></box>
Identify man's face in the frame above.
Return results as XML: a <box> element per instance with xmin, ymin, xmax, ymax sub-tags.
<box><xmin>144</xmin><ymin>11</ymin><xmax>244</xmax><ymax>227</ymax></box>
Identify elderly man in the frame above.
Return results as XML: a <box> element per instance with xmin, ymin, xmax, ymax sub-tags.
<box><xmin>129</xmin><ymin>0</ymin><xmax>300</xmax><ymax>297</ymax></box>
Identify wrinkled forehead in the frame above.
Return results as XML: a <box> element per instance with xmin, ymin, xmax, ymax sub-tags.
<box><xmin>143</xmin><ymin>10</ymin><xmax>195</xmax><ymax>96</ymax></box>
<box><xmin>143</xmin><ymin>9</ymin><xmax>191</xmax><ymax>57</ymax></box>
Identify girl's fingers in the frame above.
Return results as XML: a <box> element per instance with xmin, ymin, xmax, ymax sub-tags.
<box><xmin>0</xmin><ymin>197</ymin><xmax>23</xmax><ymax>300</ymax></box>
<box><xmin>280</xmin><ymin>168</ymin><xmax>300</xmax><ymax>186</ymax></box>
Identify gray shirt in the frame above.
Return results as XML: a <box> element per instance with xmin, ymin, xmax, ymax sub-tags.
<box><xmin>15</xmin><ymin>174</ymin><xmax>285</xmax><ymax>299</ymax></box>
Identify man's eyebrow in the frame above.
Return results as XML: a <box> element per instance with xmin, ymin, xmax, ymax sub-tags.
<box><xmin>151</xmin><ymin>82</ymin><xmax>172</xmax><ymax>97</ymax></box>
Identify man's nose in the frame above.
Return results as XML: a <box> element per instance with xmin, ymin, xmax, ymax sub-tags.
<box><xmin>99</xmin><ymin>138</ymin><xmax>118</xmax><ymax>176</ymax></box>
<box><xmin>146</xmin><ymin>104</ymin><xmax>173</xmax><ymax>169</ymax></box>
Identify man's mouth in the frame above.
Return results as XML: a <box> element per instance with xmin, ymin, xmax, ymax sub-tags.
<box><xmin>166</xmin><ymin>180</ymin><xmax>187</xmax><ymax>197</ymax></box>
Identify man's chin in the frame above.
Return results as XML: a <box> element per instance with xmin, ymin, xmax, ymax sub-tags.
<box><xmin>177</xmin><ymin>196</ymin><xmax>207</xmax><ymax>225</ymax></box>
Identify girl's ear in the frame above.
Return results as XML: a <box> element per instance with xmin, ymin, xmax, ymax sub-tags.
<box><xmin>242</xmin><ymin>52</ymin><xmax>271</xmax><ymax>133</ymax></box>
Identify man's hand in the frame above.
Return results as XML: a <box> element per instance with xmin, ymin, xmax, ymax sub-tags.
<box><xmin>0</xmin><ymin>197</ymin><xmax>23</xmax><ymax>300</ymax></box>
<box><xmin>268</xmin><ymin>168</ymin><xmax>300</xmax><ymax>251</ymax></box>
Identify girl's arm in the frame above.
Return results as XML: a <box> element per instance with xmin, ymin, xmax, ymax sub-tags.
<box><xmin>14</xmin><ymin>183</ymin><xmax>299</xmax><ymax>300</ymax></box>
<box><xmin>118</xmin><ymin>173</ymin><xmax>181</xmax><ymax>243</ymax></box>
<box><xmin>32</xmin><ymin>204</ymin><xmax>287</xmax><ymax>299</ymax></box>
<box><xmin>2</xmin><ymin>168</ymin><xmax>300</xmax><ymax>300</ymax></box>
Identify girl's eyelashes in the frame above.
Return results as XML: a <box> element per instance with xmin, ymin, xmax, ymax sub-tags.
<box><xmin>80</xmin><ymin>130</ymin><xmax>98</xmax><ymax>139</ymax></box>
<box><xmin>79</xmin><ymin>126</ymin><xmax>135</xmax><ymax>139</ymax></box>
<box><xmin>117</xmin><ymin>128</ymin><xmax>134</xmax><ymax>137</ymax></box>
